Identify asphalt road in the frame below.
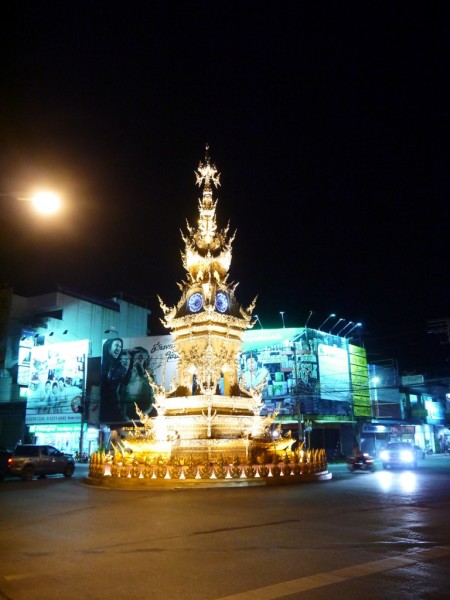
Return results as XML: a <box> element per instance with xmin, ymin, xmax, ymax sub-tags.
<box><xmin>1</xmin><ymin>456</ymin><xmax>449</xmax><ymax>600</ymax></box>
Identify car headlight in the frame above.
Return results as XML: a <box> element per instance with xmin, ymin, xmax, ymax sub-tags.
<box><xmin>380</xmin><ymin>450</ymin><xmax>389</xmax><ymax>460</ymax></box>
<box><xmin>400</xmin><ymin>450</ymin><xmax>414</xmax><ymax>462</ymax></box>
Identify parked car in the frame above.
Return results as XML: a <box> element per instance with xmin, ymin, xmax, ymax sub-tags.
<box><xmin>8</xmin><ymin>444</ymin><xmax>75</xmax><ymax>481</ymax></box>
<box><xmin>379</xmin><ymin>442</ymin><xmax>417</xmax><ymax>469</ymax></box>
<box><xmin>0</xmin><ymin>448</ymin><xmax>12</xmax><ymax>480</ymax></box>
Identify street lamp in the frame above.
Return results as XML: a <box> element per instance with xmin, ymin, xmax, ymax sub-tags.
<box><xmin>318</xmin><ymin>313</ymin><xmax>336</xmax><ymax>331</ymax></box>
<box><xmin>280</xmin><ymin>311</ymin><xmax>285</xmax><ymax>328</ymax></box>
<box><xmin>337</xmin><ymin>321</ymin><xmax>354</xmax><ymax>336</ymax></box>
<box><xmin>304</xmin><ymin>310</ymin><xmax>313</xmax><ymax>328</ymax></box>
<box><xmin>0</xmin><ymin>190</ymin><xmax>62</xmax><ymax>215</ymax></box>
<box><xmin>254</xmin><ymin>315</ymin><xmax>263</xmax><ymax>329</ymax></box>
<box><xmin>329</xmin><ymin>318</ymin><xmax>345</xmax><ymax>333</ymax></box>
<box><xmin>345</xmin><ymin>322</ymin><xmax>362</xmax><ymax>338</ymax></box>
<box><xmin>28</xmin><ymin>191</ymin><xmax>61</xmax><ymax>215</ymax></box>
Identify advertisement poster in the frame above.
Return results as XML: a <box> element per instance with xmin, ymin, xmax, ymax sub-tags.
<box><xmin>317</xmin><ymin>343</ymin><xmax>351</xmax><ymax>402</ymax></box>
<box><xmin>99</xmin><ymin>328</ymin><xmax>357</xmax><ymax>424</ymax></box>
<box><xmin>99</xmin><ymin>334</ymin><xmax>178</xmax><ymax>425</ymax></box>
<box><xmin>17</xmin><ymin>331</ymin><xmax>35</xmax><ymax>386</ymax></box>
<box><xmin>25</xmin><ymin>340</ymin><xmax>88</xmax><ymax>425</ymax></box>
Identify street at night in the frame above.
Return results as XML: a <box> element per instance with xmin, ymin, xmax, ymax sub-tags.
<box><xmin>2</xmin><ymin>5</ymin><xmax>450</xmax><ymax>600</ymax></box>
<box><xmin>1</xmin><ymin>456</ymin><xmax>449</xmax><ymax>600</ymax></box>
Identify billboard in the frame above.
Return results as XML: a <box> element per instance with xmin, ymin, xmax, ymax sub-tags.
<box><xmin>99</xmin><ymin>328</ymin><xmax>362</xmax><ymax>424</ymax></box>
<box><xmin>25</xmin><ymin>340</ymin><xmax>89</xmax><ymax>425</ymax></box>
<box><xmin>241</xmin><ymin>328</ymin><xmax>352</xmax><ymax>402</ymax></box>
<box><xmin>99</xmin><ymin>335</ymin><xmax>178</xmax><ymax>425</ymax></box>
<box><xmin>17</xmin><ymin>331</ymin><xmax>35</xmax><ymax>386</ymax></box>
<box><xmin>317</xmin><ymin>343</ymin><xmax>351</xmax><ymax>402</ymax></box>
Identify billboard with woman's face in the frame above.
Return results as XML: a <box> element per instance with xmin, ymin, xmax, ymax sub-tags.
<box><xmin>99</xmin><ymin>335</ymin><xmax>178</xmax><ymax>425</ymax></box>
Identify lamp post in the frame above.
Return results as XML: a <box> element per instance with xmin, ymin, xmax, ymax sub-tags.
<box><xmin>318</xmin><ymin>313</ymin><xmax>336</xmax><ymax>331</ymax></box>
<box><xmin>304</xmin><ymin>310</ymin><xmax>313</xmax><ymax>328</ymax></box>
<box><xmin>305</xmin><ymin>419</ymin><xmax>313</xmax><ymax>449</ymax></box>
<box><xmin>344</xmin><ymin>322</ymin><xmax>362</xmax><ymax>338</ymax></box>
<box><xmin>372</xmin><ymin>376</ymin><xmax>380</xmax><ymax>418</ymax></box>
<box><xmin>337</xmin><ymin>321</ymin><xmax>354</xmax><ymax>336</ymax></box>
<box><xmin>329</xmin><ymin>318</ymin><xmax>345</xmax><ymax>334</ymax></box>
<box><xmin>280</xmin><ymin>311</ymin><xmax>285</xmax><ymax>328</ymax></box>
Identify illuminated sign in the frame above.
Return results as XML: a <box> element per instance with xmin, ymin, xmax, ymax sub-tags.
<box><xmin>17</xmin><ymin>331</ymin><xmax>34</xmax><ymax>385</ymax></box>
<box><xmin>97</xmin><ymin>328</ymin><xmax>367</xmax><ymax>425</ymax></box>
<box><xmin>25</xmin><ymin>340</ymin><xmax>89</xmax><ymax>425</ymax></box>
<box><xmin>100</xmin><ymin>335</ymin><xmax>178</xmax><ymax>425</ymax></box>
<box><xmin>317</xmin><ymin>343</ymin><xmax>350</xmax><ymax>402</ymax></box>
<box><xmin>424</xmin><ymin>399</ymin><xmax>445</xmax><ymax>421</ymax></box>
<box><xmin>29</xmin><ymin>424</ymin><xmax>81</xmax><ymax>433</ymax></box>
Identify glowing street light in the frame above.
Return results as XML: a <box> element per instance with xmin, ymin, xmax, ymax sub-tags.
<box><xmin>1</xmin><ymin>190</ymin><xmax>62</xmax><ymax>215</ymax></box>
<box><xmin>28</xmin><ymin>191</ymin><xmax>61</xmax><ymax>215</ymax></box>
<box><xmin>280</xmin><ymin>311</ymin><xmax>285</xmax><ymax>328</ymax></box>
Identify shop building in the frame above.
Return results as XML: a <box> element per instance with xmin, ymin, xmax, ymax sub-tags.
<box><xmin>0</xmin><ymin>286</ymin><xmax>151</xmax><ymax>453</ymax></box>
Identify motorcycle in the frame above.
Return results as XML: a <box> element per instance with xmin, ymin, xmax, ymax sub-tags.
<box><xmin>74</xmin><ymin>451</ymin><xmax>89</xmax><ymax>463</ymax></box>
<box><xmin>347</xmin><ymin>453</ymin><xmax>375</xmax><ymax>473</ymax></box>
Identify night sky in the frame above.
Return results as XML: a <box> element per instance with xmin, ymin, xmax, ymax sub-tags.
<box><xmin>1</xmin><ymin>2</ymin><xmax>449</xmax><ymax>373</ymax></box>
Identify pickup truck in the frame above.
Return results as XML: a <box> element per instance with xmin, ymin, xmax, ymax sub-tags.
<box><xmin>8</xmin><ymin>444</ymin><xmax>75</xmax><ymax>481</ymax></box>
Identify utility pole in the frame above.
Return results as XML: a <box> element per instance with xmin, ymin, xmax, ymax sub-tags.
<box><xmin>78</xmin><ymin>392</ymin><xmax>88</xmax><ymax>457</ymax></box>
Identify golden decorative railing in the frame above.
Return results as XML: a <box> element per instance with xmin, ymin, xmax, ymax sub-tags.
<box><xmin>87</xmin><ymin>449</ymin><xmax>328</xmax><ymax>482</ymax></box>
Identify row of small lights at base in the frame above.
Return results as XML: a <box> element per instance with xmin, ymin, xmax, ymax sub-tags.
<box><xmin>255</xmin><ymin>312</ymin><xmax>362</xmax><ymax>338</ymax></box>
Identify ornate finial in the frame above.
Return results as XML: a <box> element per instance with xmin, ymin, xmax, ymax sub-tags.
<box><xmin>195</xmin><ymin>145</ymin><xmax>221</xmax><ymax>190</ymax></box>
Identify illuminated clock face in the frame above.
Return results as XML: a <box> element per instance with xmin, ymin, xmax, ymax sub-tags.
<box><xmin>215</xmin><ymin>292</ymin><xmax>229</xmax><ymax>313</ymax></box>
<box><xmin>188</xmin><ymin>292</ymin><xmax>203</xmax><ymax>313</ymax></box>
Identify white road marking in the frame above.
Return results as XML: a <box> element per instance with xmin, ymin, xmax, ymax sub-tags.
<box><xmin>215</xmin><ymin>545</ymin><xmax>450</xmax><ymax>600</ymax></box>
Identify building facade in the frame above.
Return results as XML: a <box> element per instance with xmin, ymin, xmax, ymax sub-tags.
<box><xmin>1</xmin><ymin>284</ymin><xmax>448</xmax><ymax>458</ymax></box>
<box><xmin>0</xmin><ymin>286</ymin><xmax>151</xmax><ymax>453</ymax></box>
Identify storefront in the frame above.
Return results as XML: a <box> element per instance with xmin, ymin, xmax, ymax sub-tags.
<box><xmin>28</xmin><ymin>423</ymin><xmax>99</xmax><ymax>456</ymax></box>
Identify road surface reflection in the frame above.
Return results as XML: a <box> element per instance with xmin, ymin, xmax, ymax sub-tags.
<box><xmin>376</xmin><ymin>469</ymin><xmax>417</xmax><ymax>493</ymax></box>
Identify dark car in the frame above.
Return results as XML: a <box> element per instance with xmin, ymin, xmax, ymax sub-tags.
<box><xmin>8</xmin><ymin>444</ymin><xmax>75</xmax><ymax>481</ymax></box>
<box><xmin>379</xmin><ymin>442</ymin><xmax>417</xmax><ymax>469</ymax></box>
<box><xmin>0</xmin><ymin>449</ymin><xmax>12</xmax><ymax>480</ymax></box>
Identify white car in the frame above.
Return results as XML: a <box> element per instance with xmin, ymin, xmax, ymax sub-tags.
<box><xmin>380</xmin><ymin>442</ymin><xmax>417</xmax><ymax>469</ymax></box>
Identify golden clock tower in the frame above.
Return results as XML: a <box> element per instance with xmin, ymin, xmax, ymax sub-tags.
<box><xmin>91</xmin><ymin>148</ymin><xmax>330</xmax><ymax>480</ymax></box>
<box><xmin>159</xmin><ymin>146</ymin><xmax>256</xmax><ymax>396</ymax></box>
